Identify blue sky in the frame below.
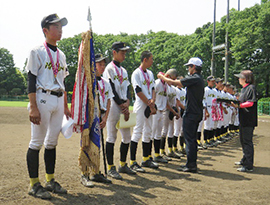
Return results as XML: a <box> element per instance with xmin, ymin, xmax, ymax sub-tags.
<box><xmin>0</xmin><ymin>0</ymin><xmax>261</xmax><ymax>69</ymax></box>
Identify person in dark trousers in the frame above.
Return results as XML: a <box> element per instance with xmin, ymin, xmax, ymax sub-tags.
<box><xmin>157</xmin><ymin>57</ymin><xmax>204</xmax><ymax>173</ymax></box>
<box><xmin>232</xmin><ymin>70</ymin><xmax>257</xmax><ymax>172</ymax></box>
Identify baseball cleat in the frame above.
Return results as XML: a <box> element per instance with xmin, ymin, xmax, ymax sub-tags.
<box><xmin>45</xmin><ymin>179</ymin><xmax>67</xmax><ymax>194</ymax></box>
<box><xmin>161</xmin><ymin>153</ymin><xmax>172</xmax><ymax>161</ymax></box>
<box><xmin>81</xmin><ymin>175</ymin><xmax>95</xmax><ymax>187</ymax></box>
<box><xmin>153</xmin><ymin>155</ymin><xmax>168</xmax><ymax>163</ymax></box>
<box><xmin>130</xmin><ymin>162</ymin><xmax>146</xmax><ymax>173</ymax></box>
<box><xmin>174</xmin><ymin>149</ymin><xmax>185</xmax><ymax>157</ymax></box>
<box><xmin>108</xmin><ymin>166</ymin><xmax>123</xmax><ymax>180</ymax></box>
<box><xmin>118</xmin><ymin>163</ymin><xmax>136</xmax><ymax>175</ymax></box>
<box><xmin>167</xmin><ymin>151</ymin><xmax>181</xmax><ymax>159</ymax></box>
<box><xmin>141</xmin><ymin>159</ymin><xmax>159</xmax><ymax>169</ymax></box>
<box><xmin>90</xmin><ymin>173</ymin><xmax>112</xmax><ymax>184</ymax></box>
<box><xmin>28</xmin><ymin>182</ymin><xmax>52</xmax><ymax>200</ymax></box>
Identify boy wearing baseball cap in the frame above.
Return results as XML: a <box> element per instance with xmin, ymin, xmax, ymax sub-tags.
<box><xmin>26</xmin><ymin>13</ymin><xmax>70</xmax><ymax>199</ymax></box>
<box><xmin>103</xmin><ymin>42</ymin><xmax>136</xmax><ymax>180</ymax></box>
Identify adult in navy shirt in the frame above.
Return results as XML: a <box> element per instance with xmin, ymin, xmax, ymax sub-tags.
<box><xmin>232</xmin><ymin>70</ymin><xmax>257</xmax><ymax>172</ymax></box>
<box><xmin>157</xmin><ymin>57</ymin><xmax>204</xmax><ymax>172</ymax></box>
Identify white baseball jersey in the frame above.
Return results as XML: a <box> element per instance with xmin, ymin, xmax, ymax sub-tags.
<box><xmin>177</xmin><ymin>87</ymin><xmax>186</xmax><ymax>107</ymax></box>
<box><xmin>204</xmin><ymin>86</ymin><xmax>217</xmax><ymax>108</ymax></box>
<box><xmin>131</xmin><ymin>67</ymin><xmax>155</xmax><ymax>113</ymax></box>
<box><xmin>26</xmin><ymin>44</ymin><xmax>68</xmax><ymax>91</ymax></box>
<box><xmin>97</xmin><ymin>77</ymin><xmax>114</xmax><ymax>111</ymax></box>
<box><xmin>26</xmin><ymin>43</ymin><xmax>68</xmax><ymax>150</ymax></box>
<box><xmin>173</xmin><ymin>87</ymin><xmax>185</xmax><ymax>137</ymax></box>
<box><xmin>167</xmin><ymin>85</ymin><xmax>178</xmax><ymax>107</ymax></box>
<box><xmin>103</xmin><ymin>61</ymin><xmax>130</xmax><ymax>101</ymax></box>
<box><xmin>155</xmin><ymin>79</ymin><xmax>168</xmax><ymax>111</ymax></box>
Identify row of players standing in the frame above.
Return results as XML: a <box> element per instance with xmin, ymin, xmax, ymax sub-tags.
<box><xmin>94</xmin><ymin>41</ymin><xmax>206</xmax><ymax>183</ymax></box>
<box><xmin>197</xmin><ymin>76</ymin><xmax>240</xmax><ymax>150</ymax></box>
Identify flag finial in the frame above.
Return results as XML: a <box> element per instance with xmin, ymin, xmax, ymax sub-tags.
<box><xmin>87</xmin><ymin>6</ymin><xmax>92</xmax><ymax>30</ymax></box>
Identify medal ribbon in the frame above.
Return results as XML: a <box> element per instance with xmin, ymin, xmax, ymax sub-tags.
<box><xmin>98</xmin><ymin>78</ymin><xmax>105</xmax><ymax>103</ymax></box>
<box><xmin>44</xmin><ymin>42</ymin><xmax>59</xmax><ymax>77</ymax></box>
<box><xmin>140</xmin><ymin>66</ymin><xmax>150</xmax><ymax>92</ymax></box>
<box><xmin>112</xmin><ymin>61</ymin><xmax>123</xmax><ymax>84</ymax></box>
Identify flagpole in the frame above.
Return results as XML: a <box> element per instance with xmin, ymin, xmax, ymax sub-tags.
<box><xmin>87</xmin><ymin>7</ymin><xmax>108</xmax><ymax>176</ymax></box>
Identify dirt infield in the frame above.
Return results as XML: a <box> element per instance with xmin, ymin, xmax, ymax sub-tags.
<box><xmin>0</xmin><ymin>107</ymin><xmax>270</xmax><ymax>205</ymax></box>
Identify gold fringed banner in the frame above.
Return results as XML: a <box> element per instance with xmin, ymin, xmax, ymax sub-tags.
<box><xmin>78</xmin><ymin>30</ymin><xmax>101</xmax><ymax>176</ymax></box>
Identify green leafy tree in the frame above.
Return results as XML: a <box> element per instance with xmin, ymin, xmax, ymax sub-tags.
<box><xmin>0</xmin><ymin>48</ymin><xmax>26</xmax><ymax>94</ymax></box>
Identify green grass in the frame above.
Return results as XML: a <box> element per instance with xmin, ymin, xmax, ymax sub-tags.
<box><xmin>0</xmin><ymin>101</ymin><xmax>29</xmax><ymax>107</ymax></box>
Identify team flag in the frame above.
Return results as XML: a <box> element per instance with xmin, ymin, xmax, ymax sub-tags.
<box><xmin>71</xmin><ymin>30</ymin><xmax>101</xmax><ymax>175</ymax></box>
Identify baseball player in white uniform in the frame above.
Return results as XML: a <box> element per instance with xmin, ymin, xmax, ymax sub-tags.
<box><xmin>26</xmin><ymin>14</ymin><xmax>70</xmax><ymax>200</ymax></box>
<box><xmin>202</xmin><ymin>76</ymin><xmax>217</xmax><ymax>148</ymax></box>
<box><xmin>221</xmin><ymin>83</ymin><xmax>231</xmax><ymax>140</ymax></box>
<box><xmin>151</xmin><ymin>76</ymin><xmax>170</xmax><ymax>164</ymax></box>
<box><xmin>227</xmin><ymin>85</ymin><xmax>237</xmax><ymax>135</ymax></box>
<box><xmin>159</xmin><ymin>69</ymin><xmax>181</xmax><ymax>159</ymax></box>
<box><xmin>103</xmin><ymin>42</ymin><xmax>136</xmax><ymax>180</ymax></box>
<box><xmin>173</xmin><ymin>85</ymin><xmax>186</xmax><ymax>154</ymax></box>
<box><xmin>130</xmin><ymin>51</ymin><xmax>158</xmax><ymax>172</ymax></box>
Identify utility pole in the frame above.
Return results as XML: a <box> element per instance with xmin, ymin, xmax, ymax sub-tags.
<box><xmin>211</xmin><ymin>0</ymin><xmax>217</xmax><ymax>76</ymax></box>
<box><xmin>238</xmin><ymin>0</ymin><xmax>240</xmax><ymax>11</ymax></box>
<box><xmin>224</xmin><ymin>0</ymin><xmax>229</xmax><ymax>83</ymax></box>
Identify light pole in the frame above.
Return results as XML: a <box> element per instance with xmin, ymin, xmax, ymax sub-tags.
<box><xmin>224</xmin><ymin>0</ymin><xmax>229</xmax><ymax>83</ymax></box>
<box><xmin>211</xmin><ymin>0</ymin><xmax>217</xmax><ymax>76</ymax></box>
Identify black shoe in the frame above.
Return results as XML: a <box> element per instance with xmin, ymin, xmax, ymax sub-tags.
<box><xmin>81</xmin><ymin>175</ymin><xmax>94</xmax><ymax>187</ymax></box>
<box><xmin>219</xmin><ymin>137</ymin><xmax>227</xmax><ymax>143</ymax></box>
<box><xmin>118</xmin><ymin>163</ymin><xmax>136</xmax><ymax>175</ymax></box>
<box><xmin>161</xmin><ymin>153</ymin><xmax>172</xmax><ymax>161</ymax></box>
<box><xmin>202</xmin><ymin>143</ymin><xmax>208</xmax><ymax>149</ymax></box>
<box><xmin>130</xmin><ymin>162</ymin><xmax>146</xmax><ymax>173</ymax></box>
<box><xmin>28</xmin><ymin>182</ymin><xmax>52</xmax><ymax>200</ymax></box>
<box><xmin>90</xmin><ymin>173</ymin><xmax>112</xmax><ymax>184</ymax></box>
<box><xmin>215</xmin><ymin>139</ymin><xmax>223</xmax><ymax>145</ymax></box>
<box><xmin>174</xmin><ymin>149</ymin><xmax>185</xmax><ymax>157</ymax></box>
<box><xmin>237</xmin><ymin>166</ymin><xmax>253</xmax><ymax>172</ymax></box>
<box><xmin>177</xmin><ymin>165</ymin><xmax>198</xmax><ymax>173</ymax></box>
<box><xmin>204</xmin><ymin>141</ymin><xmax>211</xmax><ymax>147</ymax></box>
<box><xmin>45</xmin><ymin>179</ymin><xmax>67</xmax><ymax>194</ymax></box>
<box><xmin>180</xmin><ymin>148</ymin><xmax>186</xmax><ymax>155</ymax></box>
<box><xmin>168</xmin><ymin>151</ymin><xmax>181</xmax><ymax>159</ymax></box>
<box><xmin>197</xmin><ymin>144</ymin><xmax>204</xmax><ymax>150</ymax></box>
<box><xmin>108</xmin><ymin>166</ymin><xmax>123</xmax><ymax>180</ymax></box>
<box><xmin>130</xmin><ymin>162</ymin><xmax>145</xmax><ymax>173</ymax></box>
<box><xmin>149</xmin><ymin>157</ymin><xmax>159</xmax><ymax>166</ymax></box>
<box><xmin>141</xmin><ymin>159</ymin><xmax>159</xmax><ymax>169</ymax></box>
<box><xmin>154</xmin><ymin>155</ymin><xmax>168</xmax><ymax>163</ymax></box>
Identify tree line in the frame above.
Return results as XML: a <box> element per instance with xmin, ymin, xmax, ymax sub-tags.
<box><xmin>1</xmin><ymin>1</ymin><xmax>269</xmax><ymax>99</ymax></box>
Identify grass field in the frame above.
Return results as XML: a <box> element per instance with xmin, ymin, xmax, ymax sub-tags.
<box><xmin>0</xmin><ymin>101</ymin><xmax>134</xmax><ymax>111</ymax></box>
<box><xmin>0</xmin><ymin>101</ymin><xmax>29</xmax><ymax>107</ymax></box>
<box><xmin>1</xmin><ymin>101</ymin><xmax>268</xmax><ymax>117</ymax></box>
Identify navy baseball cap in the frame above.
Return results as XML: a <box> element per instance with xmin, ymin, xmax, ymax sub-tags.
<box><xmin>95</xmin><ymin>53</ymin><xmax>108</xmax><ymax>63</ymax></box>
<box><xmin>112</xmin><ymin>42</ymin><xmax>130</xmax><ymax>51</ymax></box>
<box><xmin>207</xmin><ymin>75</ymin><xmax>215</xmax><ymax>81</ymax></box>
<box><xmin>41</xmin><ymin>13</ymin><xmax>68</xmax><ymax>28</ymax></box>
<box><xmin>215</xmin><ymin>77</ymin><xmax>223</xmax><ymax>83</ymax></box>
